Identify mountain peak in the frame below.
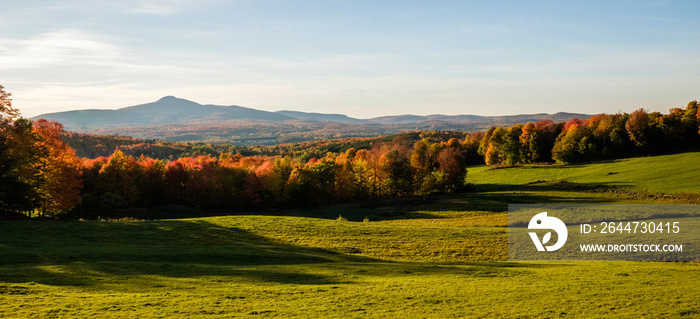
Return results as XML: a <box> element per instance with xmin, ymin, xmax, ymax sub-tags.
<box><xmin>157</xmin><ymin>95</ymin><xmax>183</xmax><ymax>102</ymax></box>
<box><xmin>146</xmin><ymin>96</ymin><xmax>202</xmax><ymax>110</ymax></box>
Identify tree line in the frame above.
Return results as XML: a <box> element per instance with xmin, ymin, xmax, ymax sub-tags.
<box><xmin>1</xmin><ymin>85</ymin><xmax>699</xmax><ymax>218</ymax></box>
<box><xmin>479</xmin><ymin>101</ymin><xmax>700</xmax><ymax>166</ymax></box>
<box><xmin>74</xmin><ymin>135</ymin><xmax>473</xmax><ymax>219</ymax></box>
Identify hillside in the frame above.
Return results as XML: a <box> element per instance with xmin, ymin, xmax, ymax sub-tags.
<box><xmin>468</xmin><ymin>151</ymin><xmax>700</xmax><ymax>194</ymax></box>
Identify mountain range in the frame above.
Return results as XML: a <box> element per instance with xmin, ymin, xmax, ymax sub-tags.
<box><xmin>32</xmin><ymin>96</ymin><xmax>590</xmax><ymax>145</ymax></box>
<box><xmin>32</xmin><ymin>96</ymin><xmax>588</xmax><ymax>127</ymax></box>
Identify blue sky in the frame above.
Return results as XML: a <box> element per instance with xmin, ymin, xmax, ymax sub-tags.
<box><xmin>2</xmin><ymin>0</ymin><xmax>699</xmax><ymax>118</ymax></box>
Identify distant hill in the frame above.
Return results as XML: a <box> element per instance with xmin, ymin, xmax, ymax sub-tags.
<box><xmin>369</xmin><ymin>115</ymin><xmax>432</xmax><ymax>124</ymax></box>
<box><xmin>370</xmin><ymin>113</ymin><xmax>589</xmax><ymax>124</ymax></box>
<box><xmin>32</xmin><ymin>96</ymin><xmax>591</xmax><ymax>144</ymax></box>
<box><xmin>32</xmin><ymin>96</ymin><xmax>293</xmax><ymax>128</ymax></box>
<box><xmin>275</xmin><ymin>110</ymin><xmax>365</xmax><ymax>123</ymax></box>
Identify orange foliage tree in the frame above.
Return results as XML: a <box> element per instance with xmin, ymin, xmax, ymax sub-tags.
<box><xmin>33</xmin><ymin>119</ymin><xmax>82</xmax><ymax>216</ymax></box>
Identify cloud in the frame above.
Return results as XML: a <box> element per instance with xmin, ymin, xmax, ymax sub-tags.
<box><xmin>0</xmin><ymin>29</ymin><xmax>122</xmax><ymax>70</ymax></box>
<box><xmin>122</xmin><ymin>0</ymin><xmax>227</xmax><ymax>15</ymax></box>
<box><xmin>124</xmin><ymin>0</ymin><xmax>189</xmax><ymax>15</ymax></box>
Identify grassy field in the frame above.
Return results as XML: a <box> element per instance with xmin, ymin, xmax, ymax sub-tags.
<box><xmin>1</xmin><ymin>152</ymin><xmax>699</xmax><ymax>318</ymax></box>
<box><xmin>468</xmin><ymin>151</ymin><xmax>700</xmax><ymax>194</ymax></box>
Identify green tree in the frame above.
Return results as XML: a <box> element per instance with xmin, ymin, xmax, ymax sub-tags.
<box><xmin>501</xmin><ymin>124</ymin><xmax>523</xmax><ymax>166</ymax></box>
<box><xmin>383</xmin><ymin>149</ymin><xmax>413</xmax><ymax>196</ymax></box>
<box><xmin>410</xmin><ymin>140</ymin><xmax>433</xmax><ymax>194</ymax></box>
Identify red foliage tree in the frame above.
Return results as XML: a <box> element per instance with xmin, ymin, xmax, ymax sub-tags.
<box><xmin>625</xmin><ymin>109</ymin><xmax>649</xmax><ymax>148</ymax></box>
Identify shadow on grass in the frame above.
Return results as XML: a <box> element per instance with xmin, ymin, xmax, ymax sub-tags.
<box><xmin>0</xmin><ymin>220</ymin><xmax>367</xmax><ymax>286</ymax></box>
<box><xmin>278</xmin><ymin>181</ymin><xmax>624</xmax><ymax>221</ymax></box>
<box><xmin>0</xmin><ymin>219</ymin><xmax>553</xmax><ymax>289</ymax></box>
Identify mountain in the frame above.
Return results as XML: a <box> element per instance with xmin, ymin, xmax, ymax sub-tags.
<box><xmin>31</xmin><ymin>96</ymin><xmax>294</xmax><ymax>128</ymax></box>
<box><xmin>32</xmin><ymin>96</ymin><xmax>592</xmax><ymax>144</ymax></box>
<box><xmin>369</xmin><ymin>115</ymin><xmax>431</xmax><ymax>124</ymax></box>
<box><xmin>370</xmin><ymin>113</ymin><xmax>591</xmax><ymax>125</ymax></box>
<box><xmin>275</xmin><ymin>110</ymin><xmax>364</xmax><ymax>123</ymax></box>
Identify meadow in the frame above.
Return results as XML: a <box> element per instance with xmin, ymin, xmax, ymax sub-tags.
<box><xmin>1</xmin><ymin>152</ymin><xmax>699</xmax><ymax>318</ymax></box>
<box><xmin>467</xmin><ymin>151</ymin><xmax>700</xmax><ymax>194</ymax></box>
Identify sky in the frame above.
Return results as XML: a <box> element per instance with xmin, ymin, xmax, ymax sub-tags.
<box><xmin>1</xmin><ymin>0</ymin><xmax>699</xmax><ymax>119</ymax></box>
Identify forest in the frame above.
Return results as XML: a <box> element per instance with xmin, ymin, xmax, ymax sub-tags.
<box><xmin>1</xmin><ymin>85</ymin><xmax>699</xmax><ymax>219</ymax></box>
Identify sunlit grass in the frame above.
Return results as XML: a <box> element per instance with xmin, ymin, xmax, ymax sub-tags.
<box><xmin>468</xmin><ymin>151</ymin><xmax>700</xmax><ymax>194</ymax></box>
<box><xmin>1</xmin><ymin>209</ymin><xmax>699</xmax><ymax>318</ymax></box>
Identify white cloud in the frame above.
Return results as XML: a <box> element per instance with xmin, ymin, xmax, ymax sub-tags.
<box><xmin>122</xmin><ymin>0</ymin><xmax>227</xmax><ymax>15</ymax></box>
<box><xmin>0</xmin><ymin>29</ymin><xmax>122</xmax><ymax>69</ymax></box>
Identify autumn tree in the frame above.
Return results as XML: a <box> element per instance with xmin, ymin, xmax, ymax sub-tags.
<box><xmin>520</xmin><ymin>121</ymin><xmax>559</xmax><ymax>164</ymax></box>
<box><xmin>435</xmin><ymin>146</ymin><xmax>467</xmax><ymax>192</ymax></box>
<box><xmin>410</xmin><ymin>140</ymin><xmax>434</xmax><ymax>194</ymax></box>
<box><xmin>32</xmin><ymin>119</ymin><xmax>82</xmax><ymax>216</ymax></box>
<box><xmin>519</xmin><ymin>122</ymin><xmax>537</xmax><ymax>163</ymax></box>
<box><xmin>138</xmin><ymin>156</ymin><xmax>167</xmax><ymax>206</ymax></box>
<box><xmin>681</xmin><ymin>100</ymin><xmax>699</xmax><ymax>145</ymax></box>
<box><xmin>287</xmin><ymin>159</ymin><xmax>338</xmax><ymax>206</ymax></box>
<box><xmin>478</xmin><ymin>127</ymin><xmax>496</xmax><ymax>157</ymax></box>
<box><xmin>382</xmin><ymin>149</ymin><xmax>413</xmax><ymax>196</ymax></box>
<box><xmin>164</xmin><ymin>160</ymin><xmax>189</xmax><ymax>206</ymax></box>
<box><xmin>97</xmin><ymin>150</ymin><xmax>142</xmax><ymax>208</ymax></box>
<box><xmin>696</xmin><ymin>101</ymin><xmax>700</xmax><ymax>133</ymax></box>
<box><xmin>349</xmin><ymin>149</ymin><xmax>375</xmax><ymax>200</ymax></box>
<box><xmin>484</xmin><ymin>144</ymin><xmax>500</xmax><ymax>166</ymax></box>
<box><xmin>501</xmin><ymin>124</ymin><xmax>524</xmax><ymax>166</ymax></box>
<box><xmin>334</xmin><ymin>148</ymin><xmax>361</xmax><ymax>201</ymax></box>
<box><xmin>462</xmin><ymin>132</ymin><xmax>483</xmax><ymax>165</ymax></box>
<box><xmin>179</xmin><ymin>156</ymin><xmax>219</xmax><ymax>208</ymax></box>
<box><xmin>0</xmin><ymin>87</ymin><xmax>43</xmax><ymax>215</ymax></box>
<box><xmin>652</xmin><ymin>109</ymin><xmax>684</xmax><ymax>152</ymax></box>
<box><xmin>361</xmin><ymin>144</ymin><xmax>389</xmax><ymax>198</ymax></box>
<box><xmin>552</xmin><ymin>119</ymin><xmax>595</xmax><ymax>164</ymax></box>
<box><xmin>625</xmin><ymin>109</ymin><xmax>650</xmax><ymax>149</ymax></box>
<box><xmin>683</xmin><ymin>100</ymin><xmax>698</xmax><ymax>129</ymax></box>
<box><xmin>0</xmin><ymin>120</ymin><xmax>42</xmax><ymax>214</ymax></box>
<box><xmin>0</xmin><ymin>85</ymin><xmax>20</xmax><ymax>125</ymax></box>
<box><xmin>245</xmin><ymin>157</ymin><xmax>294</xmax><ymax>207</ymax></box>
<box><xmin>483</xmin><ymin>127</ymin><xmax>506</xmax><ymax>166</ymax></box>
<box><xmin>606</xmin><ymin>114</ymin><xmax>631</xmax><ymax>155</ymax></box>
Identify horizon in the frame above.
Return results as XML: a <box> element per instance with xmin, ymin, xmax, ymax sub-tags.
<box><xmin>30</xmin><ymin>95</ymin><xmax>596</xmax><ymax>120</ymax></box>
<box><xmin>2</xmin><ymin>1</ymin><xmax>700</xmax><ymax>118</ymax></box>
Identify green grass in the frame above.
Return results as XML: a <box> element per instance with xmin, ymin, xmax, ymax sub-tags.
<box><xmin>1</xmin><ymin>152</ymin><xmax>700</xmax><ymax>317</ymax></box>
<box><xmin>467</xmin><ymin>151</ymin><xmax>700</xmax><ymax>194</ymax></box>
<box><xmin>0</xmin><ymin>216</ymin><xmax>700</xmax><ymax>318</ymax></box>
<box><xmin>1</xmin><ymin>217</ymin><xmax>698</xmax><ymax>318</ymax></box>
